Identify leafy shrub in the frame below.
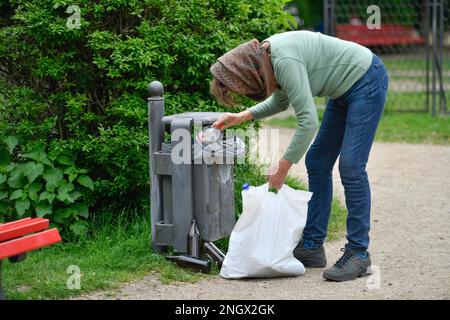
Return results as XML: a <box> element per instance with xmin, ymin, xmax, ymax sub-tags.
<box><xmin>0</xmin><ymin>137</ymin><xmax>93</xmax><ymax>235</ymax></box>
<box><xmin>0</xmin><ymin>0</ymin><xmax>290</xmax><ymax>226</ymax></box>
<box><xmin>289</xmin><ymin>0</ymin><xmax>323</xmax><ymax>29</ymax></box>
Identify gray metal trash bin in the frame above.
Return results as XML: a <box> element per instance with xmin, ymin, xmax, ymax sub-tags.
<box><xmin>148</xmin><ymin>81</ymin><xmax>236</xmax><ymax>260</ymax></box>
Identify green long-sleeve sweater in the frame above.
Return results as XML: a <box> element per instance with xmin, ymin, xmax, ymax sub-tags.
<box><xmin>248</xmin><ymin>31</ymin><xmax>373</xmax><ymax>163</ymax></box>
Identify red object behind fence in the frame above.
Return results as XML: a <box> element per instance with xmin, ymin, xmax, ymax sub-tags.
<box><xmin>336</xmin><ymin>24</ymin><xmax>425</xmax><ymax>46</ymax></box>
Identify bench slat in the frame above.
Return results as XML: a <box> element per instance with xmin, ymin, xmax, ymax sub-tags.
<box><xmin>0</xmin><ymin>228</ymin><xmax>61</xmax><ymax>260</ymax></box>
<box><xmin>0</xmin><ymin>218</ymin><xmax>49</xmax><ymax>242</ymax></box>
<box><xmin>0</xmin><ymin>218</ymin><xmax>32</xmax><ymax>230</ymax></box>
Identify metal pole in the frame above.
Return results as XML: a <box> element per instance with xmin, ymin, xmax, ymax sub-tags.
<box><xmin>148</xmin><ymin>81</ymin><xmax>166</xmax><ymax>253</ymax></box>
<box><xmin>330</xmin><ymin>0</ymin><xmax>336</xmax><ymax>37</ymax></box>
<box><xmin>444</xmin><ymin>0</ymin><xmax>449</xmax><ymax>114</ymax></box>
<box><xmin>432</xmin><ymin>0</ymin><xmax>438</xmax><ymax>116</ymax></box>
<box><xmin>323</xmin><ymin>0</ymin><xmax>334</xmax><ymax>106</ymax></box>
<box><xmin>438</xmin><ymin>0</ymin><xmax>445</xmax><ymax>113</ymax></box>
<box><xmin>324</xmin><ymin>0</ymin><xmax>330</xmax><ymax>35</ymax></box>
<box><xmin>426</xmin><ymin>0</ymin><xmax>431</xmax><ymax>112</ymax></box>
<box><xmin>323</xmin><ymin>0</ymin><xmax>336</xmax><ymax>36</ymax></box>
<box><xmin>170</xmin><ymin>117</ymin><xmax>194</xmax><ymax>253</ymax></box>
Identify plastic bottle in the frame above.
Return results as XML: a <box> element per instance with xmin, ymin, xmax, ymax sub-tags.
<box><xmin>196</xmin><ymin>127</ymin><xmax>222</xmax><ymax>145</ymax></box>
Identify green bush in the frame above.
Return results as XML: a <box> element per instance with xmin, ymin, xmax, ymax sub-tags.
<box><xmin>0</xmin><ymin>0</ymin><xmax>291</xmax><ymax>230</ymax></box>
<box><xmin>0</xmin><ymin>137</ymin><xmax>93</xmax><ymax>235</ymax></box>
<box><xmin>288</xmin><ymin>0</ymin><xmax>323</xmax><ymax>30</ymax></box>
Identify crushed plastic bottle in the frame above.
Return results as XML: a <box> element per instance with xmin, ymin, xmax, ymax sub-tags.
<box><xmin>196</xmin><ymin>127</ymin><xmax>222</xmax><ymax>146</ymax></box>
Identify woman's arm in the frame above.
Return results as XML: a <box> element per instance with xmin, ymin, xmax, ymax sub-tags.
<box><xmin>211</xmin><ymin>89</ymin><xmax>289</xmax><ymax>130</ymax></box>
<box><xmin>247</xmin><ymin>89</ymin><xmax>290</xmax><ymax>120</ymax></box>
<box><xmin>274</xmin><ymin>57</ymin><xmax>320</xmax><ymax>164</ymax></box>
<box><xmin>211</xmin><ymin>110</ymin><xmax>253</xmax><ymax>130</ymax></box>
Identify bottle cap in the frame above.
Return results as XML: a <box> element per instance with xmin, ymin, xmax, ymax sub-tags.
<box><xmin>242</xmin><ymin>183</ymin><xmax>250</xmax><ymax>191</ymax></box>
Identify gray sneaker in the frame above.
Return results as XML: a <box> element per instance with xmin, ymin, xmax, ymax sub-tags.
<box><xmin>323</xmin><ymin>247</ymin><xmax>371</xmax><ymax>281</ymax></box>
<box><xmin>293</xmin><ymin>240</ymin><xmax>327</xmax><ymax>268</ymax></box>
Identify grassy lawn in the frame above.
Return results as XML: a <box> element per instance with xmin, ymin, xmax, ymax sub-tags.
<box><xmin>3</xmin><ymin>164</ymin><xmax>347</xmax><ymax>300</ymax></box>
<box><xmin>385</xmin><ymin>91</ymin><xmax>450</xmax><ymax>114</ymax></box>
<box><xmin>383</xmin><ymin>56</ymin><xmax>450</xmax><ymax>71</ymax></box>
<box><xmin>2</xmin><ymin>213</ymin><xmax>206</xmax><ymax>300</ymax></box>
<box><xmin>376</xmin><ymin>113</ymin><xmax>450</xmax><ymax>144</ymax></box>
<box><xmin>266</xmin><ymin>110</ymin><xmax>450</xmax><ymax>145</ymax></box>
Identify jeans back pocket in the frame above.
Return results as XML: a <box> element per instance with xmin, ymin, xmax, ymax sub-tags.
<box><xmin>376</xmin><ymin>63</ymin><xmax>389</xmax><ymax>90</ymax></box>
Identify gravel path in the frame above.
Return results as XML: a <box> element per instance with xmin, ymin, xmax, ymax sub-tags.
<box><xmin>79</xmin><ymin>127</ymin><xmax>450</xmax><ymax>300</ymax></box>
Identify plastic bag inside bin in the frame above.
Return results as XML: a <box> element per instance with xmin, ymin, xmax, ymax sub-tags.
<box><xmin>193</xmin><ymin>136</ymin><xmax>245</xmax><ymax>162</ymax></box>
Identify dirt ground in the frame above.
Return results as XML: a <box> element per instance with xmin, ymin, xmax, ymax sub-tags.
<box><xmin>78</xmin><ymin>127</ymin><xmax>450</xmax><ymax>300</ymax></box>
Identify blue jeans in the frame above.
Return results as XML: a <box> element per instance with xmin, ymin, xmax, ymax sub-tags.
<box><xmin>302</xmin><ymin>54</ymin><xmax>388</xmax><ymax>253</ymax></box>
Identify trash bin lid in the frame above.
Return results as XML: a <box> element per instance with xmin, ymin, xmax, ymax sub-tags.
<box><xmin>161</xmin><ymin>112</ymin><xmax>224</xmax><ymax>126</ymax></box>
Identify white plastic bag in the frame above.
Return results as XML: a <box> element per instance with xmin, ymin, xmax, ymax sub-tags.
<box><xmin>220</xmin><ymin>183</ymin><xmax>312</xmax><ymax>279</ymax></box>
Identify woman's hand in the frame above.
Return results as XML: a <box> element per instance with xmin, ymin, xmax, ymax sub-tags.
<box><xmin>212</xmin><ymin>110</ymin><xmax>253</xmax><ymax>130</ymax></box>
<box><xmin>267</xmin><ymin>158</ymin><xmax>293</xmax><ymax>190</ymax></box>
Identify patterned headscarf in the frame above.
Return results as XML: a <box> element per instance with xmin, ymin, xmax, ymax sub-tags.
<box><xmin>210</xmin><ymin>39</ymin><xmax>278</xmax><ymax>102</ymax></box>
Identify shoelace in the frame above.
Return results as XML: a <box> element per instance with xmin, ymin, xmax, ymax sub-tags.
<box><xmin>335</xmin><ymin>247</ymin><xmax>355</xmax><ymax>268</ymax></box>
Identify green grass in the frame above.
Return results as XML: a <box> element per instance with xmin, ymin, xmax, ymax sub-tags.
<box><xmin>383</xmin><ymin>57</ymin><xmax>450</xmax><ymax>71</ymax></box>
<box><xmin>2</xmin><ymin>212</ymin><xmax>207</xmax><ymax>300</ymax></box>
<box><xmin>265</xmin><ymin>110</ymin><xmax>450</xmax><ymax>145</ymax></box>
<box><xmin>376</xmin><ymin>113</ymin><xmax>450</xmax><ymax>144</ymax></box>
<box><xmin>385</xmin><ymin>91</ymin><xmax>450</xmax><ymax>113</ymax></box>
<box><xmin>4</xmin><ymin>164</ymin><xmax>347</xmax><ymax>300</ymax></box>
<box><xmin>386</xmin><ymin>92</ymin><xmax>427</xmax><ymax>112</ymax></box>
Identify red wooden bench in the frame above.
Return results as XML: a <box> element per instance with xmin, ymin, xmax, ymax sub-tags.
<box><xmin>336</xmin><ymin>24</ymin><xmax>425</xmax><ymax>46</ymax></box>
<box><xmin>0</xmin><ymin>217</ymin><xmax>61</xmax><ymax>299</ymax></box>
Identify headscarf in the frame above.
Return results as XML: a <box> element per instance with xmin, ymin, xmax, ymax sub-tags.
<box><xmin>210</xmin><ymin>39</ymin><xmax>278</xmax><ymax>102</ymax></box>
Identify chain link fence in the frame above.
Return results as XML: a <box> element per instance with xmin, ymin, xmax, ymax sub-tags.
<box><xmin>324</xmin><ymin>0</ymin><xmax>449</xmax><ymax>114</ymax></box>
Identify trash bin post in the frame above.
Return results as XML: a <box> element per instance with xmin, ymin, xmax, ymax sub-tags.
<box><xmin>148</xmin><ymin>81</ymin><xmax>166</xmax><ymax>253</ymax></box>
<box><xmin>170</xmin><ymin>118</ymin><xmax>194</xmax><ymax>253</ymax></box>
